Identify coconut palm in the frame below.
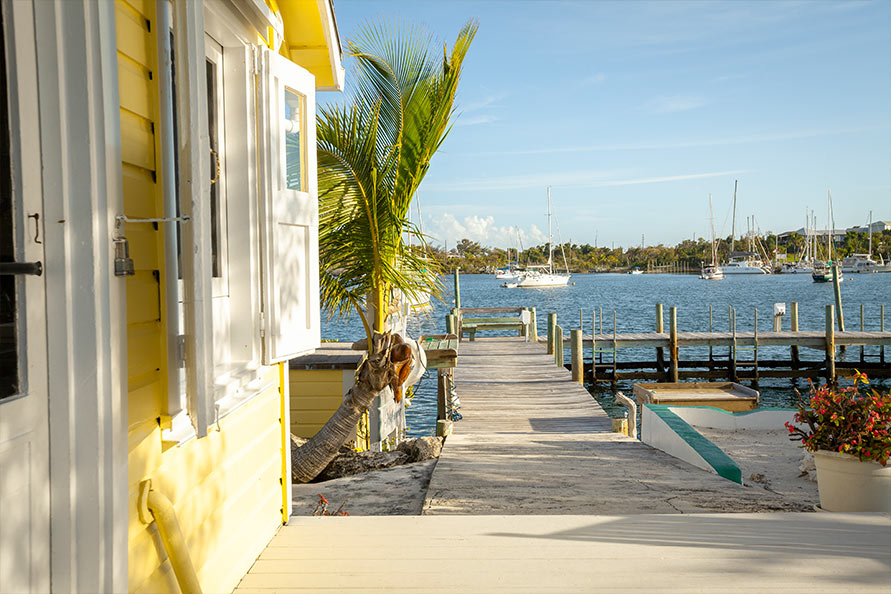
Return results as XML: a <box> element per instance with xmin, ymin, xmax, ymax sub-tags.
<box><xmin>291</xmin><ymin>20</ymin><xmax>477</xmax><ymax>483</ymax></box>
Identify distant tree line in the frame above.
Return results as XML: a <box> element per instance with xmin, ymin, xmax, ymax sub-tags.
<box><xmin>428</xmin><ymin>230</ymin><xmax>891</xmax><ymax>273</ymax></box>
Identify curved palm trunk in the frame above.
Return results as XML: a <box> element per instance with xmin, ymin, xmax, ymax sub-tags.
<box><xmin>291</xmin><ymin>332</ymin><xmax>411</xmax><ymax>483</ymax></box>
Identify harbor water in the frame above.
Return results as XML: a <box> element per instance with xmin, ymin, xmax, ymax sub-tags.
<box><xmin>322</xmin><ymin>272</ymin><xmax>891</xmax><ymax>436</ymax></box>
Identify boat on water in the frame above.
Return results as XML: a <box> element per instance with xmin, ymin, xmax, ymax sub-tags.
<box><xmin>841</xmin><ymin>253</ymin><xmax>882</xmax><ymax>274</ymax></box>
<box><xmin>510</xmin><ymin>187</ymin><xmax>571</xmax><ymax>288</ymax></box>
<box><xmin>700</xmin><ymin>194</ymin><xmax>724</xmax><ymax>280</ymax></box>
<box><xmin>722</xmin><ymin>181</ymin><xmax>770</xmax><ymax>274</ymax></box>
<box><xmin>841</xmin><ymin>211</ymin><xmax>883</xmax><ymax>273</ymax></box>
<box><xmin>629</xmin><ymin>267</ymin><xmax>643</xmax><ymax>275</ymax></box>
<box><xmin>723</xmin><ymin>254</ymin><xmax>769</xmax><ymax>274</ymax></box>
<box><xmin>813</xmin><ymin>190</ymin><xmax>842</xmax><ymax>284</ymax></box>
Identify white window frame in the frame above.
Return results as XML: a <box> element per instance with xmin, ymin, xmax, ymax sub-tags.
<box><xmin>165</xmin><ymin>0</ymin><xmax>304</xmax><ymax>441</ymax></box>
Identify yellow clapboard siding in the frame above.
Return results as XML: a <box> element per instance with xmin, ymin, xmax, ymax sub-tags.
<box><xmin>290</xmin><ymin>410</ymin><xmax>338</xmax><ymax>425</ymax></box>
<box><xmin>120</xmin><ymin>109</ymin><xmax>156</xmax><ymax>170</ymax></box>
<box><xmin>148</xmin><ymin>387</ymin><xmax>278</xmax><ymax>502</ymax></box>
<box><xmin>288</xmin><ymin>379</ymin><xmax>344</xmax><ymax>394</ymax></box>
<box><xmin>128</xmin><ymin>386</ymin><xmax>284</xmax><ymax>594</ymax></box>
<box><xmin>121</xmin><ymin>0</ymin><xmax>152</xmax><ymax>20</ymax></box>
<box><xmin>121</xmin><ymin>163</ymin><xmax>159</xmax><ymax>218</ymax></box>
<box><xmin>127</xmin><ymin>321</ymin><xmax>162</xmax><ymax>378</ymax></box>
<box><xmin>126</xmin><ymin>271</ymin><xmax>160</xmax><ymax>324</ymax></box>
<box><xmin>124</xmin><ymin>223</ymin><xmax>161</xmax><ymax>271</ymax></box>
<box><xmin>128</xmin><ymin>369</ymin><xmax>161</xmax><ymax>394</ymax></box>
<box><xmin>289</xmin><ymin>369</ymin><xmax>342</xmax><ymax>382</ymax></box>
<box><xmin>289</xmin><ymin>395</ymin><xmax>343</xmax><ymax>409</ymax></box>
<box><xmin>118</xmin><ymin>56</ymin><xmax>154</xmax><ymax>121</ymax></box>
<box><xmin>127</xmin><ymin>381</ymin><xmax>161</xmax><ymax>432</ymax></box>
<box><xmin>195</xmin><ymin>488</ymin><xmax>281</xmax><ymax>594</ymax></box>
<box><xmin>115</xmin><ymin>1</ymin><xmax>151</xmax><ymax>66</ymax></box>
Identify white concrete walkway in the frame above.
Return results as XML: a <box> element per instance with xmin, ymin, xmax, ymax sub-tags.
<box><xmin>234</xmin><ymin>513</ymin><xmax>891</xmax><ymax>593</ymax></box>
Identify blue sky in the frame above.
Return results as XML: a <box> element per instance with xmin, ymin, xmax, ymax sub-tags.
<box><xmin>321</xmin><ymin>0</ymin><xmax>891</xmax><ymax>249</ymax></box>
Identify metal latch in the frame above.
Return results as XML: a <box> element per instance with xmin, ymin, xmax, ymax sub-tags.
<box><xmin>0</xmin><ymin>261</ymin><xmax>43</xmax><ymax>276</ymax></box>
<box><xmin>114</xmin><ymin>237</ymin><xmax>135</xmax><ymax>277</ymax></box>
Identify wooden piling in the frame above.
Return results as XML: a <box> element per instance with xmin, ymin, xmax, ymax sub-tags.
<box><xmin>547</xmin><ymin>313</ymin><xmax>557</xmax><ymax>355</ymax></box>
<box><xmin>555</xmin><ymin>325</ymin><xmax>564</xmax><ymax>367</ymax></box>
<box><xmin>580</xmin><ymin>308</ymin><xmax>584</xmax><ymax>331</ymax></box>
<box><xmin>882</xmin><ymin>305</ymin><xmax>886</xmax><ymax>364</ymax></box>
<box><xmin>613</xmin><ymin>310</ymin><xmax>618</xmax><ymax>381</ymax></box>
<box><xmin>825</xmin><ymin>304</ymin><xmax>836</xmax><ymax>383</ymax></box>
<box><xmin>571</xmin><ymin>329</ymin><xmax>583</xmax><ymax>384</ymax></box>
<box><xmin>590</xmin><ymin>322</ymin><xmax>597</xmax><ymax>382</ymax></box>
<box><xmin>753</xmin><ymin>307</ymin><xmax>759</xmax><ymax>382</ymax></box>
<box><xmin>454</xmin><ymin>267</ymin><xmax>461</xmax><ymax>310</ymax></box>
<box><xmin>790</xmin><ymin>302</ymin><xmax>800</xmax><ymax>367</ymax></box>
<box><xmin>669</xmin><ymin>307</ymin><xmax>678</xmax><ymax>382</ymax></box>
<box><xmin>730</xmin><ymin>307</ymin><xmax>737</xmax><ymax>382</ymax></box>
<box><xmin>446</xmin><ymin>314</ymin><xmax>457</xmax><ymax>335</ymax></box>
<box><xmin>860</xmin><ymin>304</ymin><xmax>865</xmax><ymax>363</ymax></box>
<box><xmin>708</xmin><ymin>305</ymin><xmax>713</xmax><ymax>364</ymax></box>
<box><xmin>656</xmin><ymin>303</ymin><xmax>665</xmax><ymax>373</ymax></box>
<box><xmin>529</xmin><ymin>307</ymin><xmax>538</xmax><ymax>343</ymax></box>
<box><xmin>832</xmin><ymin>264</ymin><xmax>845</xmax><ymax>353</ymax></box>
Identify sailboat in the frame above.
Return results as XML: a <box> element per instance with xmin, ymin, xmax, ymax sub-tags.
<box><xmin>723</xmin><ymin>180</ymin><xmax>770</xmax><ymax>274</ymax></box>
<box><xmin>812</xmin><ymin>189</ymin><xmax>842</xmax><ymax>284</ymax></box>
<box><xmin>841</xmin><ymin>211</ymin><xmax>883</xmax><ymax>273</ymax></box>
<box><xmin>700</xmin><ymin>194</ymin><xmax>724</xmax><ymax>280</ymax></box>
<box><xmin>495</xmin><ymin>227</ymin><xmax>524</xmax><ymax>279</ymax></box>
<box><xmin>512</xmin><ymin>187</ymin><xmax>571</xmax><ymax>288</ymax></box>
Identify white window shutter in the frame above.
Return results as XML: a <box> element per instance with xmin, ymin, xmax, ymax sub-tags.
<box><xmin>258</xmin><ymin>48</ymin><xmax>320</xmax><ymax>364</ymax></box>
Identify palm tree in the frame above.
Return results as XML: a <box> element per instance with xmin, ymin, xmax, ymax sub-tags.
<box><xmin>291</xmin><ymin>20</ymin><xmax>477</xmax><ymax>483</ymax></box>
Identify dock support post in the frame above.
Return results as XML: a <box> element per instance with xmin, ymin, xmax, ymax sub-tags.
<box><xmin>860</xmin><ymin>304</ymin><xmax>864</xmax><ymax>363</ymax></box>
<box><xmin>446</xmin><ymin>313</ymin><xmax>457</xmax><ymax>335</ymax></box>
<box><xmin>580</xmin><ymin>308</ymin><xmax>584</xmax><ymax>331</ymax></box>
<box><xmin>826</xmin><ymin>304</ymin><xmax>836</xmax><ymax>384</ymax></box>
<box><xmin>730</xmin><ymin>307</ymin><xmax>737</xmax><ymax>382</ymax></box>
<box><xmin>832</xmin><ymin>264</ymin><xmax>845</xmax><ymax>354</ymax></box>
<box><xmin>753</xmin><ymin>307</ymin><xmax>759</xmax><ymax>383</ymax></box>
<box><xmin>708</xmin><ymin>305</ymin><xmax>713</xmax><ymax>365</ymax></box>
<box><xmin>655</xmin><ymin>303</ymin><xmax>665</xmax><ymax>375</ymax></box>
<box><xmin>790</xmin><ymin>302</ymin><xmax>800</xmax><ymax>367</ymax></box>
<box><xmin>882</xmin><ymin>305</ymin><xmax>886</xmax><ymax>364</ymax></box>
<box><xmin>571</xmin><ymin>330</ymin><xmax>583</xmax><ymax>384</ymax></box>
<box><xmin>547</xmin><ymin>313</ymin><xmax>557</xmax><ymax>355</ymax></box>
<box><xmin>669</xmin><ymin>307</ymin><xmax>679</xmax><ymax>382</ymax></box>
<box><xmin>454</xmin><ymin>267</ymin><xmax>461</xmax><ymax>310</ymax></box>
<box><xmin>436</xmin><ymin>370</ymin><xmax>453</xmax><ymax>437</ymax></box>
<box><xmin>590</xmin><ymin>323</ymin><xmax>597</xmax><ymax>382</ymax></box>
<box><xmin>555</xmin><ymin>325</ymin><xmax>564</xmax><ymax>367</ymax></box>
<box><xmin>529</xmin><ymin>307</ymin><xmax>538</xmax><ymax>343</ymax></box>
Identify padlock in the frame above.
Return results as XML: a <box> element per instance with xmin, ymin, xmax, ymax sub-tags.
<box><xmin>114</xmin><ymin>237</ymin><xmax>135</xmax><ymax>276</ymax></box>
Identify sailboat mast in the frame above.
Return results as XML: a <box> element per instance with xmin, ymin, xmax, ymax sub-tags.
<box><xmin>868</xmin><ymin>210</ymin><xmax>873</xmax><ymax>257</ymax></box>
<box><xmin>827</xmin><ymin>189</ymin><xmax>832</xmax><ymax>263</ymax></box>
<box><xmin>709</xmin><ymin>194</ymin><xmax>717</xmax><ymax>266</ymax></box>
<box><xmin>730</xmin><ymin>179</ymin><xmax>738</xmax><ymax>253</ymax></box>
<box><xmin>547</xmin><ymin>186</ymin><xmax>553</xmax><ymax>270</ymax></box>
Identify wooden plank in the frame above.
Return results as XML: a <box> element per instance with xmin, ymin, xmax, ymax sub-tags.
<box><xmin>458</xmin><ymin>307</ymin><xmax>524</xmax><ymax>315</ymax></box>
<box><xmin>120</xmin><ymin>109</ymin><xmax>155</xmax><ymax>170</ymax></box>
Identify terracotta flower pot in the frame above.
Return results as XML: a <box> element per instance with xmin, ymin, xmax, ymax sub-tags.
<box><xmin>814</xmin><ymin>450</ymin><xmax>891</xmax><ymax>514</ymax></box>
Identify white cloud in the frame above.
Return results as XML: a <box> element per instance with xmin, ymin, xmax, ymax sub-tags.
<box><xmin>425</xmin><ymin>214</ymin><xmax>547</xmax><ymax>249</ymax></box>
<box><xmin>580</xmin><ymin>72</ymin><xmax>606</xmax><ymax>87</ymax></box>
<box><xmin>423</xmin><ymin>169</ymin><xmax>743</xmax><ymax>193</ymax></box>
<box><xmin>644</xmin><ymin>94</ymin><xmax>708</xmax><ymax>114</ymax></box>
<box><xmin>455</xmin><ymin>114</ymin><xmax>497</xmax><ymax>127</ymax></box>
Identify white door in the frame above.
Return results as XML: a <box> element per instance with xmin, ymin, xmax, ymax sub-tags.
<box><xmin>258</xmin><ymin>48</ymin><xmax>320</xmax><ymax>363</ymax></box>
<box><xmin>0</xmin><ymin>2</ymin><xmax>50</xmax><ymax>591</ymax></box>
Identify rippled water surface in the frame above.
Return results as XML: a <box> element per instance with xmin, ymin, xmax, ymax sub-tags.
<box><xmin>323</xmin><ymin>272</ymin><xmax>891</xmax><ymax>435</ymax></box>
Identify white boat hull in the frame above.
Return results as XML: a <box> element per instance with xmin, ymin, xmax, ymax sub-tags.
<box><xmin>722</xmin><ymin>264</ymin><xmax>768</xmax><ymax>274</ymax></box>
<box><xmin>515</xmin><ymin>273</ymin><xmax>571</xmax><ymax>287</ymax></box>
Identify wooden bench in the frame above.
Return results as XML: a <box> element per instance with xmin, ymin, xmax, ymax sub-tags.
<box><xmin>453</xmin><ymin>307</ymin><xmax>530</xmax><ymax>342</ymax></box>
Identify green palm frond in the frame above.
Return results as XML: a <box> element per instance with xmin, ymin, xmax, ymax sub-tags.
<box><xmin>318</xmin><ymin>19</ymin><xmax>477</xmax><ymax>337</ymax></box>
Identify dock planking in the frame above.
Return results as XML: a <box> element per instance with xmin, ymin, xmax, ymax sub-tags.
<box><xmin>422</xmin><ymin>337</ymin><xmax>810</xmax><ymax>515</ymax></box>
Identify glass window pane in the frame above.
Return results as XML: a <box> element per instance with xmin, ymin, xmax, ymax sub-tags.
<box><xmin>1</xmin><ymin>13</ymin><xmax>20</xmax><ymax>400</ymax></box>
<box><xmin>284</xmin><ymin>88</ymin><xmax>304</xmax><ymax>191</ymax></box>
<box><xmin>206</xmin><ymin>58</ymin><xmax>221</xmax><ymax>278</ymax></box>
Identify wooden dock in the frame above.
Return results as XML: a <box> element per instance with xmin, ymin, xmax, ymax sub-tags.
<box><xmin>422</xmin><ymin>337</ymin><xmax>809</xmax><ymax>515</ymax></box>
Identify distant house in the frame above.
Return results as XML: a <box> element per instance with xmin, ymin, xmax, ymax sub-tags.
<box><xmin>777</xmin><ymin>220</ymin><xmax>890</xmax><ymax>246</ymax></box>
<box><xmin>0</xmin><ymin>1</ymin><xmax>342</xmax><ymax>592</ymax></box>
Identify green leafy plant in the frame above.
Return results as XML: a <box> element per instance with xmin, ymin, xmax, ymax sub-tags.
<box><xmin>317</xmin><ymin>19</ymin><xmax>477</xmax><ymax>341</ymax></box>
<box><xmin>786</xmin><ymin>371</ymin><xmax>891</xmax><ymax>466</ymax></box>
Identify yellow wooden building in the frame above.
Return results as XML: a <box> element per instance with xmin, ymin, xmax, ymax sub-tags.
<box><xmin>0</xmin><ymin>1</ymin><xmax>342</xmax><ymax>592</ymax></box>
